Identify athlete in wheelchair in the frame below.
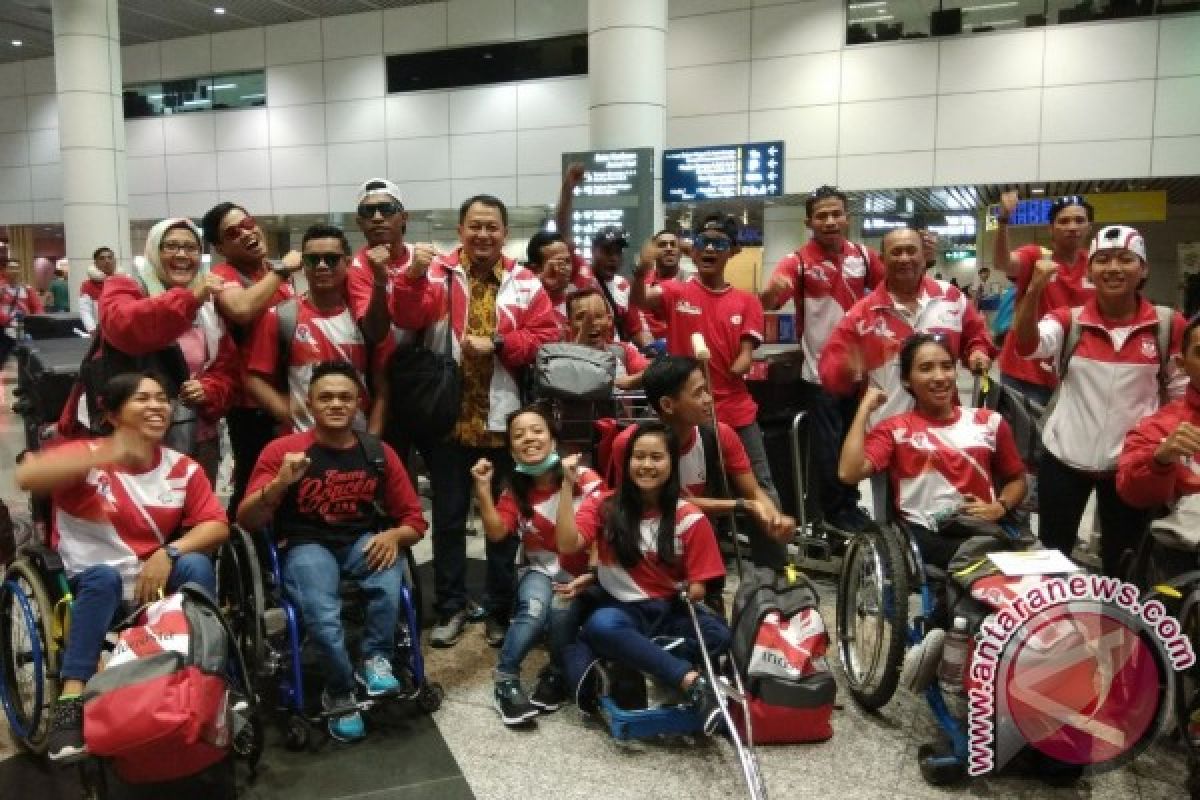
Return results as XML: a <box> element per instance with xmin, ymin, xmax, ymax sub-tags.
<box><xmin>237</xmin><ymin>360</ymin><xmax>439</xmax><ymax>746</ymax></box>
<box><xmin>4</xmin><ymin>370</ymin><xmax>230</xmax><ymax>764</ymax></box>
<box><xmin>835</xmin><ymin>334</ymin><xmax>1029</xmax><ymax>780</ymax></box>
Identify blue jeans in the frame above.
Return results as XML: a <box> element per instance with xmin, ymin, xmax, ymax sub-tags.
<box><xmin>565</xmin><ymin>595</ymin><xmax>731</xmax><ymax>691</ymax></box>
<box><xmin>415</xmin><ymin>436</ymin><xmax>517</xmax><ymax>618</ymax></box>
<box><xmin>282</xmin><ymin>534</ymin><xmax>405</xmax><ymax>695</ymax></box>
<box><xmin>495</xmin><ymin>570</ymin><xmax>583</xmax><ymax>682</ymax></box>
<box><xmin>61</xmin><ymin>553</ymin><xmax>215</xmax><ymax>682</ymax></box>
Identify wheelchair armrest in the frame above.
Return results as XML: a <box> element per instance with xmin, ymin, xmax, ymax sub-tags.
<box><xmin>24</xmin><ymin>543</ymin><xmax>65</xmax><ymax>574</ymax></box>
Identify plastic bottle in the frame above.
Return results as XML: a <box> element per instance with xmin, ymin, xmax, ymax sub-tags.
<box><xmin>938</xmin><ymin>616</ymin><xmax>970</xmax><ymax>693</ymax></box>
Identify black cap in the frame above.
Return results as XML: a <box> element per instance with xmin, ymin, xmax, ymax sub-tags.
<box><xmin>695</xmin><ymin>214</ymin><xmax>739</xmax><ymax>246</ymax></box>
<box><xmin>591</xmin><ymin>226</ymin><xmax>628</xmax><ymax>249</ymax></box>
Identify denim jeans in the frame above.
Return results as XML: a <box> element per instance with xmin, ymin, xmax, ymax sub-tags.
<box><xmin>61</xmin><ymin>552</ymin><xmax>215</xmax><ymax>682</ymax></box>
<box><xmin>565</xmin><ymin>594</ymin><xmax>731</xmax><ymax>691</ymax></box>
<box><xmin>799</xmin><ymin>380</ymin><xmax>862</xmax><ymax>519</ymax></box>
<box><xmin>282</xmin><ymin>533</ymin><xmax>405</xmax><ymax>694</ymax></box>
<box><xmin>494</xmin><ymin>570</ymin><xmax>583</xmax><ymax>682</ymax></box>
<box><xmin>414</xmin><ymin>436</ymin><xmax>517</xmax><ymax>619</ymax></box>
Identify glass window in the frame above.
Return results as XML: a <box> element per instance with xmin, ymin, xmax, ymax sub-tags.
<box><xmin>386</xmin><ymin>34</ymin><xmax>587</xmax><ymax>93</ymax></box>
<box><xmin>123</xmin><ymin>70</ymin><xmax>266</xmax><ymax>119</ymax></box>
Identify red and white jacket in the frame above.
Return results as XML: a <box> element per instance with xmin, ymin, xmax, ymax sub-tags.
<box><xmin>1117</xmin><ymin>385</ymin><xmax>1200</xmax><ymax>544</ymax></box>
<box><xmin>767</xmin><ymin>238</ymin><xmax>884</xmax><ymax>383</ymax></box>
<box><xmin>1019</xmin><ymin>298</ymin><xmax>1187</xmax><ymax>472</ymax></box>
<box><xmin>818</xmin><ymin>276</ymin><xmax>993</xmax><ymax>428</ymax></box>
<box><xmin>390</xmin><ymin>249</ymin><xmax>560</xmax><ymax>432</ymax></box>
<box><xmin>97</xmin><ymin>274</ymin><xmax>238</xmax><ymax>422</ymax></box>
<box><xmin>50</xmin><ymin>440</ymin><xmax>226</xmax><ymax>601</ymax></box>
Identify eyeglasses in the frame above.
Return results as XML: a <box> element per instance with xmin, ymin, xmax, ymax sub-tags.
<box><xmin>222</xmin><ymin>215</ymin><xmax>257</xmax><ymax>241</ymax></box>
<box><xmin>694</xmin><ymin>235</ymin><xmax>732</xmax><ymax>253</ymax></box>
<box><xmin>542</xmin><ymin>257</ymin><xmax>571</xmax><ymax>270</ymax></box>
<box><xmin>302</xmin><ymin>252</ymin><xmax>344</xmax><ymax>268</ymax></box>
<box><xmin>160</xmin><ymin>241</ymin><xmax>201</xmax><ymax>255</ymax></box>
<box><xmin>357</xmin><ymin>201</ymin><xmax>402</xmax><ymax>219</ymax></box>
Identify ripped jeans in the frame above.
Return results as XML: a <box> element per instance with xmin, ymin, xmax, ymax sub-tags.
<box><xmin>494</xmin><ymin>569</ymin><xmax>582</xmax><ymax>683</ymax></box>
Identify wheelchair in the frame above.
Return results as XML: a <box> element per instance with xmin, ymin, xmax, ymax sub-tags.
<box><xmin>245</xmin><ymin>528</ymin><xmax>443</xmax><ymax>751</ymax></box>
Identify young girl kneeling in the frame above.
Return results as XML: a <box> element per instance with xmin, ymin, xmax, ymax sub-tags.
<box><xmin>472</xmin><ymin>404</ymin><xmax>603</xmax><ymax>727</ymax></box>
<box><xmin>556</xmin><ymin>420</ymin><xmax>729</xmax><ymax>734</ymax></box>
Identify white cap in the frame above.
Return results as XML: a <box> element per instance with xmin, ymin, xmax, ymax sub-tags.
<box><xmin>1089</xmin><ymin>225</ymin><xmax>1146</xmax><ymax>262</ymax></box>
<box><xmin>356</xmin><ymin>178</ymin><xmax>403</xmax><ymax>206</ymax></box>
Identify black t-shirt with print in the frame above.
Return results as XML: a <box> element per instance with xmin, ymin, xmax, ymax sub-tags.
<box><xmin>273</xmin><ymin>439</ymin><xmax>385</xmax><ymax>547</ymax></box>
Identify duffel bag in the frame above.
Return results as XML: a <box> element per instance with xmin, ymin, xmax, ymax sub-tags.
<box><xmin>729</xmin><ymin>567</ymin><xmax>835</xmax><ymax>743</ymax></box>
<box><xmin>534</xmin><ymin>343</ymin><xmax>616</xmax><ymax>401</ymax></box>
<box><xmin>83</xmin><ymin>584</ymin><xmax>245</xmax><ymax>784</ymax></box>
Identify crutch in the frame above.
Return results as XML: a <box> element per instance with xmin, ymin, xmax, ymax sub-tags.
<box><xmin>681</xmin><ymin>589</ymin><xmax>768</xmax><ymax>800</ymax></box>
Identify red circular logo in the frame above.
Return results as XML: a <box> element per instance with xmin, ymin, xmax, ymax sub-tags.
<box><xmin>1002</xmin><ymin>607</ymin><xmax>1163</xmax><ymax>767</ymax></box>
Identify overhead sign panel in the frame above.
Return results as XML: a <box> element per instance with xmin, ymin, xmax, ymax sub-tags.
<box><xmin>561</xmin><ymin>148</ymin><xmax>654</xmax><ymax>251</ymax></box>
<box><xmin>662</xmin><ymin>141</ymin><xmax>785</xmax><ymax>202</ymax></box>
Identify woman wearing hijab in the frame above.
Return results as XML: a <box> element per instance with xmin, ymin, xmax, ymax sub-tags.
<box><xmin>82</xmin><ymin>218</ymin><xmax>237</xmax><ymax>480</ymax></box>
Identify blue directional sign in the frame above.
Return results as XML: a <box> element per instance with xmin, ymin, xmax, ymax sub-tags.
<box><xmin>986</xmin><ymin>198</ymin><xmax>1055</xmax><ymax>227</ymax></box>
<box><xmin>662</xmin><ymin>141</ymin><xmax>784</xmax><ymax>202</ymax></box>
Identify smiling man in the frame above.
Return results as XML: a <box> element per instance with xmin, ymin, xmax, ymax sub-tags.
<box><xmin>390</xmin><ymin>194</ymin><xmax>560</xmax><ymax>649</ymax></box>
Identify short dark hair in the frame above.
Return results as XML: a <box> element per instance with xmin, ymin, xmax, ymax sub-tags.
<box><xmin>1049</xmin><ymin>195</ymin><xmax>1094</xmax><ymax>223</ymax></box>
<box><xmin>458</xmin><ymin>194</ymin><xmax>508</xmax><ymax>226</ymax></box>
<box><xmin>653</xmin><ymin>229</ymin><xmax>677</xmax><ymax>241</ymax></box>
<box><xmin>806</xmin><ymin>185</ymin><xmax>848</xmax><ymax>218</ymax></box>
<box><xmin>309</xmin><ymin>360</ymin><xmax>362</xmax><ymax>394</ymax></box>
<box><xmin>92</xmin><ymin>246</ymin><xmax>113</xmax><ymax>260</ymax></box>
<box><xmin>643</xmin><ymin>355</ymin><xmax>701</xmax><ymax>415</ymax></box>
<box><xmin>526</xmin><ymin>230</ymin><xmax>565</xmax><ymax>267</ymax></box>
<box><xmin>899</xmin><ymin>333</ymin><xmax>954</xmax><ymax>385</ymax></box>
<box><xmin>100</xmin><ymin>370</ymin><xmax>168</xmax><ymax>416</ymax></box>
<box><xmin>565</xmin><ymin>286</ymin><xmax>606</xmax><ymax>318</ymax></box>
<box><xmin>1185</xmin><ymin>315</ymin><xmax>1200</xmax><ymax>352</ymax></box>
<box><xmin>695</xmin><ymin>213</ymin><xmax>738</xmax><ymax>246</ymax></box>
<box><xmin>301</xmin><ymin>223</ymin><xmax>350</xmax><ymax>256</ymax></box>
<box><xmin>200</xmin><ymin>201</ymin><xmax>246</xmax><ymax>246</ymax></box>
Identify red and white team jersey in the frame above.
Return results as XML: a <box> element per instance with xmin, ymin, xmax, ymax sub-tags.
<box><xmin>1118</xmin><ymin>385</ymin><xmax>1200</xmax><ymax>513</ymax></box>
<box><xmin>211</xmin><ymin>261</ymin><xmax>296</xmax><ymax>407</ymax></box>
<box><xmin>657</xmin><ymin>279</ymin><xmax>765</xmax><ymax>428</ymax></box>
<box><xmin>575</xmin><ymin>493</ymin><xmax>725</xmax><ymax>602</ymax></box>
<box><xmin>79</xmin><ymin>280</ymin><xmax>104</xmax><ymax>332</ymax></box>
<box><xmin>612</xmin><ymin>341</ymin><xmax>650</xmax><ymax>378</ymax></box>
<box><xmin>998</xmin><ymin>246</ymin><xmax>1093</xmax><ymax>389</ymax></box>
<box><xmin>767</xmin><ymin>239</ymin><xmax>884</xmax><ymax>383</ymax></box>
<box><xmin>610</xmin><ymin>422</ymin><xmax>750</xmax><ymax>498</ymax></box>
<box><xmin>1019</xmin><ymin>298</ymin><xmax>1186</xmax><ymax>472</ymax></box>
<box><xmin>346</xmin><ymin>243</ymin><xmax>415</xmax><ymax>323</ymax></box>
<box><xmin>864</xmin><ymin>407</ymin><xmax>1025</xmax><ymax>531</ymax></box>
<box><xmin>642</xmin><ymin>268</ymin><xmax>691</xmax><ymax>340</ymax></box>
<box><xmin>495</xmin><ymin>466</ymin><xmax>605</xmax><ymax>578</ymax></box>
<box><xmin>818</xmin><ymin>277</ymin><xmax>993</xmax><ymax>429</ymax></box>
<box><xmin>245</xmin><ymin>297</ymin><xmax>369</xmax><ymax>432</ymax></box>
<box><xmin>568</xmin><ymin>253</ymin><xmax>647</xmax><ymax>342</ymax></box>
<box><xmin>0</xmin><ymin>282</ymin><xmax>43</xmax><ymax>329</ymax></box>
<box><xmin>49</xmin><ymin>440</ymin><xmax>226</xmax><ymax>601</ymax></box>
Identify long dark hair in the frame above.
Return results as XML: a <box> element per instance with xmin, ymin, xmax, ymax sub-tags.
<box><xmin>603</xmin><ymin>421</ymin><xmax>681</xmax><ymax>568</ymax></box>
<box><xmin>504</xmin><ymin>402</ymin><xmax>562</xmax><ymax>521</ymax></box>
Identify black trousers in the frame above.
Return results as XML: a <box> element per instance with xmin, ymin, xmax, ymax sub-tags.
<box><xmin>1038</xmin><ymin>450</ymin><xmax>1151</xmax><ymax>577</ymax></box>
<box><xmin>226</xmin><ymin>406</ymin><xmax>278</xmax><ymax>518</ymax></box>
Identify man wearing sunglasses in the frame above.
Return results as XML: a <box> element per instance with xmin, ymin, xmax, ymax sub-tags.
<box><xmin>202</xmin><ymin>201</ymin><xmax>302</xmax><ymax>515</ymax></box>
<box><xmin>992</xmin><ymin>192</ymin><xmax>1095</xmax><ymax>407</ymax></box>
<box><xmin>347</xmin><ymin>178</ymin><xmax>438</xmax><ymax>347</ymax></box>
<box><xmin>631</xmin><ymin>214</ymin><xmax>780</xmax><ymax>509</ymax></box>
<box><xmin>244</xmin><ymin>224</ymin><xmax>375</xmax><ymax>434</ymax></box>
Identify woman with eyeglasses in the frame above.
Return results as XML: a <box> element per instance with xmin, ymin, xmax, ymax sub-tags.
<box><xmin>70</xmin><ymin>218</ymin><xmax>237</xmax><ymax>481</ymax></box>
<box><xmin>244</xmin><ymin>224</ymin><xmax>376</xmax><ymax>434</ymax></box>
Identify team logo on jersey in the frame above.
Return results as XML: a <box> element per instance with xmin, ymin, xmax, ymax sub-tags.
<box><xmin>843</xmin><ymin>256</ymin><xmax>867</xmax><ymax>278</ymax></box>
<box><xmin>93</xmin><ymin>473</ymin><xmax>116</xmax><ymax>506</ymax></box>
<box><xmin>1141</xmin><ymin>337</ymin><xmax>1157</xmax><ymax>358</ymax></box>
<box><xmin>675</xmin><ymin>300</ymin><xmax>702</xmax><ymax>316</ymax></box>
<box><xmin>731</xmin><ymin>314</ymin><xmax>742</xmax><ymax>325</ymax></box>
<box><xmin>855</xmin><ymin>317</ymin><xmax>895</xmax><ymax>340</ymax></box>
<box><xmin>294</xmin><ymin>324</ymin><xmax>314</xmax><ymax>344</ymax></box>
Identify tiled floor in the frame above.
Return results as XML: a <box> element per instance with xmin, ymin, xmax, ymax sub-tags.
<box><xmin>0</xmin><ymin>360</ymin><xmax>1191</xmax><ymax>799</ymax></box>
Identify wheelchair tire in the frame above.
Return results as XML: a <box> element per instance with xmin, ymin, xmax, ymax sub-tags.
<box><xmin>0</xmin><ymin>558</ymin><xmax>62</xmax><ymax>754</ymax></box>
<box><xmin>401</xmin><ymin>547</ymin><xmax>424</xmax><ymax>633</ymax></box>
<box><xmin>418</xmin><ymin>682</ymin><xmax>445</xmax><ymax>713</ymax></box>
<box><xmin>836</xmin><ymin>525</ymin><xmax>909</xmax><ymax>711</ymax></box>
<box><xmin>216</xmin><ymin>526</ymin><xmax>266</xmax><ymax>681</ymax></box>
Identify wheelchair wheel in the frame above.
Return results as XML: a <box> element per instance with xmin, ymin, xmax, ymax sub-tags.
<box><xmin>0</xmin><ymin>558</ymin><xmax>62</xmax><ymax>754</ymax></box>
<box><xmin>216</xmin><ymin>526</ymin><xmax>266</xmax><ymax>680</ymax></box>
<box><xmin>836</xmin><ymin>525</ymin><xmax>908</xmax><ymax>711</ymax></box>
<box><xmin>399</xmin><ymin>547</ymin><xmax>424</xmax><ymax>633</ymax></box>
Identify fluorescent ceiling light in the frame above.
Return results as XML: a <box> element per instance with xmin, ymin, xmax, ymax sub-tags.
<box><xmin>182</xmin><ymin>99</ymin><xmax>211</xmax><ymax>106</ymax></box>
<box><xmin>213</xmin><ymin>7</ymin><xmax>226</xmax><ymax>14</ymax></box>
<box><xmin>240</xmin><ymin>93</ymin><xmax>265</xmax><ymax>99</ymax></box>
<box><xmin>210</xmin><ymin>83</ymin><xmax>236</xmax><ymax>90</ymax></box>
<box><xmin>10</xmin><ymin>40</ymin><xmax>22</xmax><ymax>47</ymax></box>
<box><xmin>848</xmin><ymin>1</ymin><xmax>887</xmax><ymax>7</ymax></box>
<box><xmin>986</xmin><ymin>19</ymin><xmax>1020</xmax><ymax>26</ymax></box>
<box><xmin>962</xmin><ymin>1</ymin><xmax>1017</xmax><ymax>10</ymax></box>
<box><xmin>849</xmin><ymin>15</ymin><xmax>894</xmax><ymax>22</ymax></box>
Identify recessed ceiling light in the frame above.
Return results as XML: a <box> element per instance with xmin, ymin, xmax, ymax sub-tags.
<box><xmin>213</xmin><ymin>6</ymin><xmax>226</xmax><ymax>14</ymax></box>
<box><xmin>1031</xmin><ymin>187</ymin><xmax>1045</xmax><ymax>195</ymax></box>
<box><xmin>10</xmin><ymin>40</ymin><xmax>22</xmax><ymax>47</ymax></box>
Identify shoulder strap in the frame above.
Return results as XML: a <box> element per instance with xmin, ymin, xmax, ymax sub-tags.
<box><xmin>698</xmin><ymin>423</ymin><xmax>727</xmax><ymax>500</ymax></box>
<box><xmin>1057</xmin><ymin>306</ymin><xmax>1086</xmax><ymax>378</ymax></box>
<box><xmin>595</xmin><ymin>278</ymin><xmax>628</xmax><ymax>342</ymax></box>
<box><xmin>1154</xmin><ymin>305</ymin><xmax>1174</xmax><ymax>405</ymax></box>
<box><xmin>353</xmin><ymin>428</ymin><xmax>389</xmax><ymax>500</ymax></box>
<box><xmin>274</xmin><ymin>297</ymin><xmax>298</xmax><ymax>388</ymax></box>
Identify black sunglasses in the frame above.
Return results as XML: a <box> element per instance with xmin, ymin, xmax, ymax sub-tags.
<box><xmin>357</xmin><ymin>201</ymin><xmax>402</xmax><ymax>218</ymax></box>
<box><xmin>302</xmin><ymin>252</ymin><xmax>344</xmax><ymax>268</ymax></box>
<box><xmin>694</xmin><ymin>235</ymin><xmax>732</xmax><ymax>252</ymax></box>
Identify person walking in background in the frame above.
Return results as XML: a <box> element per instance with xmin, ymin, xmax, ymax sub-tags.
<box><xmin>79</xmin><ymin>246</ymin><xmax>116</xmax><ymax>334</ymax></box>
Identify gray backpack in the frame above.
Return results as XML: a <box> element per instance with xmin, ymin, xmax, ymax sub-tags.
<box><xmin>534</xmin><ymin>343</ymin><xmax>619</xmax><ymax>401</ymax></box>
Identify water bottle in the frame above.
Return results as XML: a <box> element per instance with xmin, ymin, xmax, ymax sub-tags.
<box><xmin>938</xmin><ymin>616</ymin><xmax>970</xmax><ymax>693</ymax></box>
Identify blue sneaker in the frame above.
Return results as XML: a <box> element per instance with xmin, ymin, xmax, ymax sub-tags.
<box><xmin>357</xmin><ymin>655</ymin><xmax>400</xmax><ymax>696</ymax></box>
<box><xmin>321</xmin><ymin>689</ymin><xmax>365</xmax><ymax>743</ymax></box>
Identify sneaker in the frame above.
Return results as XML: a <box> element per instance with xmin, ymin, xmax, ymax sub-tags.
<box><xmin>828</xmin><ymin>506</ymin><xmax>874</xmax><ymax>534</ymax></box>
<box><xmin>46</xmin><ymin>695</ymin><xmax>86</xmax><ymax>763</ymax></box>
<box><xmin>484</xmin><ymin>616</ymin><xmax>507</xmax><ymax>648</ymax></box>
<box><xmin>357</xmin><ymin>654</ymin><xmax>400</xmax><ymax>697</ymax></box>
<box><xmin>430</xmin><ymin>610</ymin><xmax>468</xmax><ymax>648</ymax></box>
<box><xmin>321</xmin><ymin>689</ymin><xmax>365</xmax><ymax>743</ymax></box>
<box><xmin>900</xmin><ymin>628</ymin><xmax>945</xmax><ymax>693</ymax></box>
<box><xmin>530</xmin><ymin>669</ymin><xmax>567</xmax><ymax>713</ymax></box>
<box><xmin>687</xmin><ymin>676</ymin><xmax>723</xmax><ymax>736</ymax></box>
<box><xmin>575</xmin><ymin>659</ymin><xmax>606</xmax><ymax>715</ymax></box>
<box><xmin>493</xmin><ymin>679</ymin><xmax>537</xmax><ymax>726</ymax></box>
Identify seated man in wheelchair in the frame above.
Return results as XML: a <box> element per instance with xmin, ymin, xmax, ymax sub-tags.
<box><xmin>237</xmin><ymin>360</ymin><xmax>427</xmax><ymax>743</ymax></box>
<box><xmin>839</xmin><ymin>334</ymin><xmax>1027</xmax><ymax>629</ymax></box>
<box><xmin>15</xmin><ymin>370</ymin><xmax>230</xmax><ymax>763</ymax></box>
<box><xmin>1118</xmin><ymin>315</ymin><xmax>1200</xmax><ymax>576</ymax></box>
<box><xmin>555</xmin><ymin>421</ymin><xmax>730</xmax><ymax>734</ymax></box>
